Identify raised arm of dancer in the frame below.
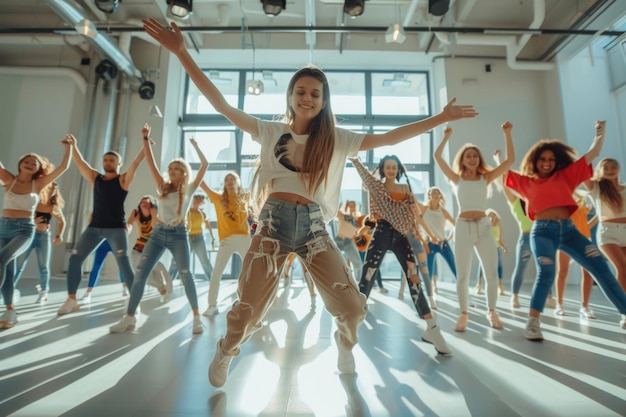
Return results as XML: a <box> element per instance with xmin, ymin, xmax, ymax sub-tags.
<box><xmin>120</xmin><ymin>132</ymin><xmax>148</xmax><ymax>191</ymax></box>
<box><xmin>584</xmin><ymin>120</ymin><xmax>606</xmax><ymax>165</ymax></box>
<box><xmin>360</xmin><ymin>98</ymin><xmax>477</xmax><ymax>151</ymax></box>
<box><xmin>199</xmin><ymin>181</ymin><xmax>218</xmax><ymax>199</ymax></box>
<box><xmin>142</xmin><ymin>124</ymin><xmax>167</xmax><ymax>189</ymax></box>
<box><xmin>142</xmin><ymin>19</ymin><xmax>258</xmax><ymax>136</ymax></box>
<box><xmin>52</xmin><ymin>204</ymin><xmax>66</xmax><ymax>245</ymax></box>
<box><xmin>71</xmin><ymin>136</ymin><xmax>100</xmax><ymax>185</ymax></box>
<box><xmin>493</xmin><ymin>149</ymin><xmax>517</xmax><ymax>203</ymax></box>
<box><xmin>434</xmin><ymin>126</ymin><xmax>459</xmax><ymax>184</ymax></box>
<box><xmin>485</xmin><ymin>121</ymin><xmax>515</xmax><ymax>185</ymax></box>
<box><xmin>0</xmin><ymin>160</ymin><xmax>13</xmax><ymax>185</ymax></box>
<box><xmin>36</xmin><ymin>135</ymin><xmax>73</xmax><ymax>192</ymax></box>
<box><xmin>189</xmin><ymin>138</ymin><xmax>209</xmax><ymax>188</ymax></box>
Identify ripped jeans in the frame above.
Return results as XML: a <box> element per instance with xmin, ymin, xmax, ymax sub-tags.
<box><xmin>221</xmin><ymin>198</ymin><xmax>367</xmax><ymax>357</ymax></box>
<box><xmin>530</xmin><ymin>219</ymin><xmax>626</xmax><ymax>314</ymax></box>
<box><xmin>359</xmin><ymin>220</ymin><xmax>431</xmax><ymax>318</ymax></box>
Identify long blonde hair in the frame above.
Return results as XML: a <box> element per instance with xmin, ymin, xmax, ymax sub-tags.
<box><xmin>593</xmin><ymin>158</ymin><xmax>623</xmax><ymax>213</ymax></box>
<box><xmin>159</xmin><ymin>158</ymin><xmax>191</xmax><ymax>217</ymax></box>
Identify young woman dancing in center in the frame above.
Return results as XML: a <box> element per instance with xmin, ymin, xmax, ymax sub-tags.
<box><xmin>434</xmin><ymin>123</ymin><xmax>515</xmax><ymax>331</ymax></box>
<box><xmin>142</xmin><ymin>18</ymin><xmax>476</xmax><ymax>387</ymax></box>
<box><xmin>506</xmin><ymin>121</ymin><xmax>626</xmax><ymax>339</ymax></box>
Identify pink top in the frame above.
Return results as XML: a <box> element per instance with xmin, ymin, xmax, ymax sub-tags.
<box><xmin>505</xmin><ymin>157</ymin><xmax>592</xmax><ymax>220</ymax></box>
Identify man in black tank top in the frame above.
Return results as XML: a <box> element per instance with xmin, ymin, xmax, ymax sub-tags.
<box><xmin>57</xmin><ymin>141</ymin><xmax>146</xmax><ymax>316</ymax></box>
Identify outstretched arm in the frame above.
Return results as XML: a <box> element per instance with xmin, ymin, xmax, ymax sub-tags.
<box><xmin>71</xmin><ymin>135</ymin><xmax>100</xmax><ymax>184</ymax></box>
<box><xmin>584</xmin><ymin>120</ymin><xmax>606</xmax><ymax>164</ymax></box>
<box><xmin>0</xmin><ymin>160</ymin><xmax>14</xmax><ymax>186</ymax></box>
<box><xmin>485</xmin><ymin>121</ymin><xmax>515</xmax><ymax>185</ymax></box>
<box><xmin>360</xmin><ymin>98</ymin><xmax>477</xmax><ymax>151</ymax></box>
<box><xmin>142</xmin><ymin>124</ymin><xmax>166</xmax><ymax>190</ymax></box>
<box><xmin>493</xmin><ymin>149</ymin><xmax>517</xmax><ymax>203</ymax></box>
<box><xmin>143</xmin><ymin>19</ymin><xmax>259</xmax><ymax>136</ymax></box>
<box><xmin>37</xmin><ymin>135</ymin><xmax>73</xmax><ymax>192</ymax></box>
<box><xmin>433</xmin><ymin>126</ymin><xmax>459</xmax><ymax>184</ymax></box>
<box><xmin>189</xmin><ymin>138</ymin><xmax>209</xmax><ymax>188</ymax></box>
<box><xmin>120</xmin><ymin>128</ymin><xmax>148</xmax><ymax>191</ymax></box>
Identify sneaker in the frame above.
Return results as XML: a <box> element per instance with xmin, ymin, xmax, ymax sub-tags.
<box><xmin>428</xmin><ymin>295</ymin><xmax>438</xmax><ymax>310</ymax></box>
<box><xmin>208</xmin><ymin>338</ymin><xmax>233</xmax><ymax>387</ymax></box>
<box><xmin>57</xmin><ymin>298</ymin><xmax>80</xmax><ymax>316</ymax></box>
<box><xmin>334</xmin><ymin>330</ymin><xmax>355</xmax><ymax>374</ymax></box>
<box><xmin>487</xmin><ymin>311</ymin><xmax>503</xmax><ymax>329</ymax></box>
<box><xmin>524</xmin><ymin>317</ymin><xmax>544</xmax><ymax>341</ymax></box>
<box><xmin>378</xmin><ymin>287</ymin><xmax>389</xmax><ymax>294</ymax></box>
<box><xmin>579</xmin><ymin>307</ymin><xmax>596</xmax><ymax>319</ymax></box>
<box><xmin>81</xmin><ymin>292</ymin><xmax>92</xmax><ymax>304</ymax></box>
<box><xmin>192</xmin><ymin>315</ymin><xmax>204</xmax><ymax>334</ymax></box>
<box><xmin>310</xmin><ymin>293</ymin><xmax>316</xmax><ymax>309</ymax></box>
<box><xmin>202</xmin><ymin>306</ymin><xmax>219</xmax><ymax>317</ymax></box>
<box><xmin>544</xmin><ymin>297</ymin><xmax>556</xmax><ymax>309</ymax></box>
<box><xmin>0</xmin><ymin>310</ymin><xmax>17</xmax><ymax>329</ymax></box>
<box><xmin>454</xmin><ymin>313</ymin><xmax>468</xmax><ymax>332</ymax></box>
<box><xmin>122</xmin><ymin>287</ymin><xmax>129</xmax><ymax>298</ymax></box>
<box><xmin>13</xmin><ymin>289</ymin><xmax>21</xmax><ymax>305</ymax></box>
<box><xmin>554</xmin><ymin>304</ymin><xmax>565</xmax><ymax>316</ymax></box>
<box><xmin>109</xmin><ymin>315</ymin><xmax>136</xmax><ymax>333</ymax></box>
<box><xmin>35</xmin><ymin>285</ymin><xmax>48</xmax><ymax>304</ymax></box>
<box><xmin>620</xmin><ymin>315</ymin><xmax>626</xmax><ymax>330</ymax></box>
<box><xmin>422</xmin><ymin>324</ymin><xmax>452</xmax><ymax>355</ymax></box>
<box><xmin>510</xmin><ymin>294</ymin><xmax>520</xmax><ymax>309</ymax></box>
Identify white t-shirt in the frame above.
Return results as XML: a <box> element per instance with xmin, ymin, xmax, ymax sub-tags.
<box><xmin>252</xmin><ymin>119</ymin><xmax>365</xmax><ymax>222</ymax></box>
<box><xmin>157</xmin><ymin>184</ymin><xmax>198</xmax><ymax>226</ymax></box>
<box><xmin>589</xmin><ymin>182</ymin><xmax>626</xmax><ymax>221</ymax></box>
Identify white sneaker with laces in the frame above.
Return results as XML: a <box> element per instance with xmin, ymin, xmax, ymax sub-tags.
<box><xmin>422</xmin><ymin>324</ymin><xmax>452</xmax><ymax>355</ymax></box>
<box><xmin>109</xmin><ymin>315</ymin><xmax>137</xmax><ymax>333</ymax></box>
<box><xmin>81</xmin><ymin>292</ymin><xmax>92</xmax><ymax>304</ymax></box>
<box><xmin>620</xmin><ymin>315</ymin><xmax>626</xmax><ymax>330</ymax></box>
<box><xmin>35</xmin><ymin>285</ymin><xmax>48</xmax><ymax>303</ymax></box>
<box><xmin>579</xmin><ymin>307</ymin><xmax>596</xmax><ymax>319</ymax></box>
<box><xmin>57</xmin><ymin>298</ymin><xmax>80</xmax><ymax>316</ymax></box>
<box><xmin>554</xmin><ymin>304</ymin><xmax>565</xmax><ymax>316</ymax></box>
<box><xmin>202</xmin><ymin>306</ymin><xmax>219</xmax><ymax>317</ymax></box>
<box><xmin>192</xmin><ymin>315</ymin><xmax>204</xmax><ymax>334</ymax></box>
<box><xmin>0</xmin><ymin>310</ymin><xmax>17</xmax><ymax>329</ymax></box>
<box><xmin>510</xmin><ymin>294</ymin><xmax>520</xmax><ymax>308</ymax></box>
<box><xmin>208</xmin><ymin>338</ymin><xmax>233</xmax><ymax>387</ymax></box>
<box><xmin>524</xmin><ymin>317</ymin><xmax>544</xmax><ymax>341</ymax></box>
<box><xmin>13</xmin><ymin>289</ymin><xmax>21</xmax><ymax>305</ymax></box>
<box><xmin>335</xmin><ymin>330</ymin><xmax>356</xmax><ymax>374</ymax></box>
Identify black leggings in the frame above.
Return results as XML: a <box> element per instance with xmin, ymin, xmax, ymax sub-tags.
<box><xmin>359</xmin><ymin>220</ymin><xmax>431</xmax><ymax>318</ymax></box>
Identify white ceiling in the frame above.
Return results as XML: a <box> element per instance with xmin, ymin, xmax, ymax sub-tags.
<box><xmin>0</xmin><ymin>0</ymin><xmax>623</xmax><ymax>72</ymax></box>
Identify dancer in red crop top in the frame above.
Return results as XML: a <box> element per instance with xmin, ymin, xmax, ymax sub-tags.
<box><xmin>506</xmin><ymin>121</ymin><xmax>626</xmax><ymax>339</ymax></box>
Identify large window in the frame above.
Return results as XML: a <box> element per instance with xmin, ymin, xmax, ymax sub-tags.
<box><xmin>180</xmin><ymin>69</ymin><xmax>433</xmax><ymax>279</ymax></box>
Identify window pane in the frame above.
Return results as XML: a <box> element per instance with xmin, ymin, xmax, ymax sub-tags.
<box><xmin>241</xmin><ymin>130</ymin><xmax>261</xmax><ymax>160</ymax></box>
<box><xmin>339</xmin><ymin>167</ymin><xmax>367</xmax><ymax>215</ymax></box>
<box><xmin>371</xmin><ymin>72</ymin><xmax>429</xmax><ymax>116</ymax></box>
<box><xmin>185</xmin><ymin>70</ymin><xmax>240</xmax><ymax>115</ymax></box>
<box><xmin>183</xmin><ymin>130</ymin><xmax>237</xmax><ymax>164</ymax></box>
<box><xmin>327</xmin><ymin>72</ymin><xmax>366</xmax><ymax>115</ymax></box>
<box><xmin>372</xmin><ymin>128</ymin><xmax>431</xmax><ymax>164</ymax></box>
<box><xmin>405</xmin><ymin>170</ymin><xmax>430</xmax><ymax>202</ymax></box>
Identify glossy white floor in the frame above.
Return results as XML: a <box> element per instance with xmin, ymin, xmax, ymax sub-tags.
<box><xmin>1</xmin><ymin>274</ymin><xmax>624</xmax><ymax>417</ymax></box>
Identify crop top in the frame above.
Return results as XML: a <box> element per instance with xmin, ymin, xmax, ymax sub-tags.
<box><xmin>3</xmin><ymin>179</ymin><xmax>40</xmax><ymax>214</ymax></box>
<box><xmin>422</xmin><ymin>207</ymin><xmax>447</xmax><ymax>241</ymax></box>
<box><xmin>35</xmin><ymin>211</ymin><xmax>52</xmax><ymax>224</ymax></box>
<box><xmin>588</xmin><ymin>182</ymin><xmax>626</xmax><ymax>221</ymax></box>
<box><xmin>452</xmin><ymin>176</ymin><xmax>488</xmax><ymax>213</ymax></box>
<box><xmin>252</xmin><ymin>119</ymin><xmax>364</xmax><ymax>222</ymax></box>
<box><xmin>505</xmin><ymin>157</ymin><xmax>592</xmax><ymax>220</ymax></box>
<box><xmin>157</xmin><ymin>184</ymin><xmax>197</xmax><ymax>226</ymax></box>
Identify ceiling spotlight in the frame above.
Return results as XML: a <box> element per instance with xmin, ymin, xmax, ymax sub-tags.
<box><xmin>246</xmin><ymin>79</ymin><xmax>264</xmax><ymax>95</ymax></box>
<box><xmin>261</xmin><ymin>0</ymin><xmax>286</xmax><ymax>16</ymax></box>
<box><xmin>139</xmin><ymin>81</ymin><xmax>156</xmax><ymax>100</ymax></box>
<box><xmin>166</xmin><ymin>0</ymin><xmax>193</xmax><ymax>19</ymax></box>
<box><xmin>95</xmin><ymin>59</ymin><xmax>118</xmax><ymax>81</ymax></box>
<box><xmin>385</xmin><ymin>23</ymin><xmax>406</xmax><ymax>44</ymax></box>
<box><xmin>428</xmin><ymin>0</ymin><xmax>450</xmax><ymax>16</ymax></box>
<box><xmin>94</xmin><ymin>0</ymin><xmax>120</xmax><ymax>14</ymax></box>
<box><xmin>344</xmin><ymin>0</ymin><xmax>365</xmax><ymax>17</ymax></box>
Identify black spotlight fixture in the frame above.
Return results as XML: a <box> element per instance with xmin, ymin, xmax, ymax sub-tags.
<box><xmin>95</xmin><ymin>59</ymin><xmax>118</xmax><ymax>81</ymax></box>
<box><xmin>94</xmin><ymin>0</ymin><xmax>120</xmax><ymax>14</ymax></box>
<box><xmin>166</xmin><ymin>0</ymin><xmax>193</xmax><ymax>19</ymax></box>
<box><xmin>261</xmin><ymin>0</ymin><xmax>286</xmax><ymax>16</ymax></box>
<box><xmin>344</xmin><ymin>0</ymin><xmax>365</xmax><ymax>17</ymax></box>
<box><xmin>139</xmin><ymin>81</ymin><xmax>156</xmax><ymax>100</ymax></box>
<box><xmin>428</xmin><ymin>0</ymin><xmax>450</xmax><ymax>16</ymax></box>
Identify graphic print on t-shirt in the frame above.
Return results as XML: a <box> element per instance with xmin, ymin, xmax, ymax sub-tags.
<box><xmin>274</xmin><ymin>133</ymin><xmax>307</xmax><ymax>172</ymax></box>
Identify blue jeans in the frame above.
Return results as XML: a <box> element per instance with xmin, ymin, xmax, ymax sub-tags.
<box><xmin>1</xmin><ymin>218</ymin><xmax>35</xmax><ymax>304</ymax></box>
<box><xmin>127</xmin><ymin>224</ymin><xmax>198</xmax><ymax>314</ymax></box>
<box><xmin>87</xmin><ymin>240</ymin><xmax>124</xmax><ymax>288</ymax></box>
<box><xmin>171</xmin><ymin>233</ymin><xmax>213</xmax><ymax>280</ymax></box>
<box><xmin>15</xmin><ymin>229</ymin><xmax>51</xmax><ymax>290</ymax></box>
<box><xmin>511</xmin><ymin>232</ymin><xmax>532</xmax><ymax>294</ymax></box>
<box><xmin>334</xmin><ymin>236</ymin><xmax>363</xmax><ymax>282</ymax></box>
<box><xmin>426</xmin><ymin>240</ymin><xmax>457</xmax><ymax>283</ymax></box>
<box><xmin>67</xmin><ymin>227</ymin><xmax>134</xmax><ymax>295</ymax></box>
<box><xmin>221</xmin><ymin>198</ymin><xmax>366</xmax><ymax>356</ymax></box>
<box><xmin>530</xmin><ymin>219</ymin><xmax>626</xmax><ymax>313</ymax></box>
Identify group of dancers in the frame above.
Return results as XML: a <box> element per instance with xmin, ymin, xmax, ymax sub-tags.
<box><xmin>0</xmin><ymin>17</ymin><xmax>624</xmax><ymax>389</ymax></box>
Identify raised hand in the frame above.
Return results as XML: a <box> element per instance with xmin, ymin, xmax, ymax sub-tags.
<box><xmin>442</xmin><ymin>98</ymin><xmax>478</xmax><ymax>121</ymax></box>
<box><xmin>501</xmin><ymin>121</ymin><xmax>513</xmax><ymax>133</ymax></box>
<box><xmin>142</xmin><ymin>123</ymin><xmax>151</xmax><ymax>139</ymax></box>
<box><xmin>62</xmin><ymin>134</ymin><xmax>75</xmax><ymax>147</ymax></box>
<box><xmin>443</xmin><ymin>126</ymin><xmax>453</xmax><ymax>136</ymax></box>
<box><xmin>142</xmin><ymin>19</ymin><xmax>185</xmax><ymax>55</ymax></box>
<box><xmin>595</xmin><ymin>120</ymin><xmax>606</xmax><ymax>137</ymax></box>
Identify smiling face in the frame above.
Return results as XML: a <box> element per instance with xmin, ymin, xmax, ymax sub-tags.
<box><xmin>289</xmin><ymin>76</ymin><xmax>325</xmax><ymax>124</ymax></box>
<box><xmin>167</xmin><ymin>162</ymin><xmax>186</xmax><ymax>184</ymax></box>
<box><xmin>461</xmin><ymin>148</ymin><xmax>481</xmax><ymax>171</ymax></box>
<box><xmin>535</xmin><ymin>149</ymin><xmax>557</xmax><ymax>178</ymax></box>
<box><xmin>383</xmin><ymin>159</ymin><xmax>399</xmax><ymax>182</ymax></box>
<box><xmin>139</xmin><ymin>197</ymin><xmax>153</xmax><ymax>211</ymax></box>
<box><xmin>598</xmin><ymin>159</ymin><xmax>620</xmax><ymax>181</ymax></box>
<box><xmin>18</xmin><ymin>155</ymin><xmax>42</xmax><ymax>176</ymax></box>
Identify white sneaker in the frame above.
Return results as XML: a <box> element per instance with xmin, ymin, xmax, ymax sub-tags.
<box><xmin>428</xmin><ymin>295</ymin><xmax>438</xmax><ymax>309</ymax></box>
<box><xmin>554</xmin><ymin>304</ymin><xmax>565</xmax><ymax>316</ymax></box>
<box><xmin>620</xmin><ymin>315</ymin><xmax>626</xmax><ymax>330</ymax></box>
<box><xmin>109</xmin><ymin>315</ymin><xmax>136</xmax><ymax>333</ymax></box>
<box><xmin>422</xmin><ymin>324</ymin><xmax>452</xmax><ymax>355</ymax></box>
<box><xmin>35</xmin><ymin>285</ymin><xmax>48</xmax><ymax>303</ymax></box>
<box><xmin>57</xmin><ymin>298</ymin><xmax>80</xmax><ymax>316</ymax></box>
<box><xmin>0</xmin><ymin>310</ymin><xmax>17</xmax><ymax>329</ymax></box>
<box><xmin>81</xmin><ymin>292</ymin><xmax>92</xmax><ymax>304</ymax></box>
<box><xmin>202</xmin><ymin>306</ymin><xmax>219</xmax><ymax>317</ymax></box>
<box><xmin>510</xmin><ymin>294</ymin><xmax>520</xmax><ymax>309</ymax></box>
<box><xmin>122</xmin><ymin>287</ymin><xmax>129</xmax><ymax>298</ymax></box>
<box><xmin>579</xmin><ymin>307</ymin><xmax>596</xmax><ymax>319</ymax></box>
<box><xmin>524</xmin><ymin>317</ymin><xmax>544</xmax><ymax>341</ymax></box>
<box><xmin>335</xmin><ymin>330</ymin><xmax>356</xmax><ymax>374</ymax></box>
<box><xmin>192</xmin><ymin>316</ymin><xmax>204</xmax><ymax>334</ymax></box>
<box><xmin>13</xmin><ymin>289</ymin><xmax>21</xmax><ymax>305</ymax></box>
<box><xmin>208</xmin><ymin>338</ymin><xmax>233</xmax><ymax>387</ymax></box>
<box><xmin>544</xmin><ymin>297</ymin><xmax>556</xmax><ymax>309</ymax></box>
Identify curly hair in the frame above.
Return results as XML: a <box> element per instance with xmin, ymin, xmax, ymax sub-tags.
<box><xmin>520</xmin><ymin>139</ymin><xmax>578</xmax><ymax>178</ymax></box>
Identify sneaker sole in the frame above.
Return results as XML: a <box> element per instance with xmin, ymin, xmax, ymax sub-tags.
<box><xmin>110</xmin><ymin>325</ymin><xmax>135</xmax><ymax>333</ymax></box>
<box><xmin>421</xmin><ymin>336</ymin><xmax>452</xmax><ymax>355</ymax></box>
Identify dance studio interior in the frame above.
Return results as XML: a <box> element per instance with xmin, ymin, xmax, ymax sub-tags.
<box><xmin>1</xmin><ymin>1</ymin><xmax>625</xmax><ymax>416</ymax></box>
